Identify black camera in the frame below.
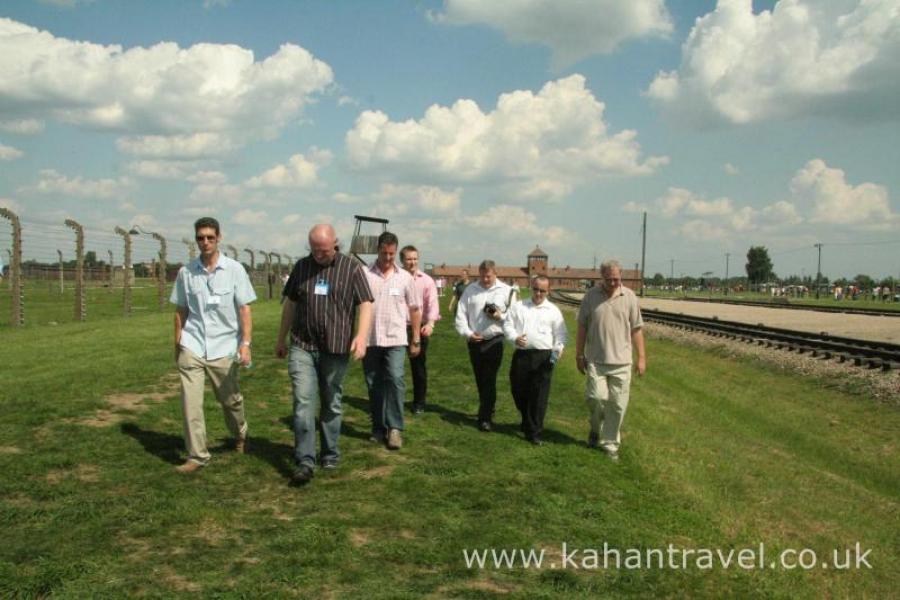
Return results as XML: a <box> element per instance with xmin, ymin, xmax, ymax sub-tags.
<box><xmin>483</xmin><ymin>303</ymin><xmax>501</xmax><ymax>318</ymax></box>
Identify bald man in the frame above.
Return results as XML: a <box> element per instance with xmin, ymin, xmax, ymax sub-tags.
<box><xmin>277</xmin><ymin>224</ymin><xmax>374</xmax><ymax>485</ymax></box>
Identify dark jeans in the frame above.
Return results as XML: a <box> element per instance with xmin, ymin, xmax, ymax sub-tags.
<box><xmin>363</xmin><ymin>346</ymin><xmax>407</xmax><ymax>434</ymax></box>
<box><xmin>407</xmin><ymin>327</ymin><xmax>430</xmax><ymax>409</ymax></box>
<box><xmin>288</xmin><ymin>346</ymin><xmax>350</xmax><ymax>468</ymax></box>
<box><xmin>509</xmin><ymin>349</ymin><xmax>554</xmax><ymax>440</ymax></box>
<box><xmin>467</xmin><ymin>336</ymin><xmax>504</xmax><ymax>423</ymax></box>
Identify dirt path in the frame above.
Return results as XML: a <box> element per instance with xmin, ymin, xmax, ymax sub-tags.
<box><xmin>639</xmin><ymin>298</ymin><xmax>900</xmax><ymax>344</ymax></box>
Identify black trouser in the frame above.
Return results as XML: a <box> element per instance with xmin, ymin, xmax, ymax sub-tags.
<box><xmin>407</xmin><ymin>326</ymin><xmax>430</xmax><ymax>409</ymax></box>
<box><xmin>467</xmin><ymin>336</ymin><xmax>504</xmax><ymax>423</ymax></box>
<box><xmin>509</xmin><ymin>349</ymin><xmax>554</xmax><ymax>440</ymax></box>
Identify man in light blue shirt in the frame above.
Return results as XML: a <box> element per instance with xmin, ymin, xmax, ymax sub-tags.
<box><xmin>170</xmin><ymin>217</ymin><xmax>256</xmax><ymax>473</ymax></box>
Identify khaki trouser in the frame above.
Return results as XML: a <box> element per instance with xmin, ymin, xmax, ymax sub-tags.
<box><xmin>177</xmin><ymin>347</ymin><xmax>248</xmax><ymax>464</ymax></box>
<box><xmin>584</xmin><ymin>362</ymin><xmax>632</xmax><ymax>452</ymax></box>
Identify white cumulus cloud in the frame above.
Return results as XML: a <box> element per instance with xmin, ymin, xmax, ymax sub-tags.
<box><xmin>0</xmin><ymin>119</ymin><xmax>44</xmax><ymax>134</ymax></box>
<box><xmin>0</xmin><ymin>142</ymin><xmax>22</xmax><ymax>160</ymax></box>
<box><xmin>232</xmin><ymin>209</ymin><xmax>268</xmax><ymax>226</ymax></box>
<box><xmin>375</xmin><ymin>184</ymin><xmax>462</xmax><ymax>215</ymax></box>
<box><xmin>646</xmin><ymin>0</ymin><xmax>900</xmax><ymax>124</ymax></box>
<box><xmin>346</xmin><ymin>75</ymin><xmax>666</xmax><ymax>200</ymax></box>
<box><xmin>0</xmin><ymin>198</ymin><xmax>23</xmax><ymax>213</ymax></box>
<box><xmin>656</xmin><ymin>188</ymin><xmax>734</xmax><ymax>217</ymax></box>
<box><xmin>126</xmin><ymin>160</ymin><xmax>214</xmax><ymax>180</ymax></box>
<box><xmin>789</xmin><ymin>159</ymin><xmax>896</xmax><ymax>226</ymax></box>
<box><xmin>245</xmin><ymin>149</ymin><xmax>332</xmax><ymax>188</ymax></box>
<box><xmin>432</xmin><ymin>0</ymin><xmax>672</xmax><ymax>68</ymax></box>
<box><xmin>28</xmin><ymin>169</ymin><xmax>132</xmax><ymax>199</ymax></box>
<box><xmin>464</xmin><ymin>204</ymin><xmax>575</xmax><ymax>246</ymax></box>
<box><xmin>0</xmin><ymin>18</ymin><xmax>334</xmax><ymax>157</ymax></box>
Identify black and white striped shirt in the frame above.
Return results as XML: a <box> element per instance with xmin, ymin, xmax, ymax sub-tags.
<box><xmin>284</xmin><ymin>253</ymin><xmax>374</xmax><ymax>354</ymax></box>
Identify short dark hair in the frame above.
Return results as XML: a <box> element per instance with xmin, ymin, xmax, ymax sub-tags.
<box><xmin>400</xmin><ymin>245</ymin><xmax>418</xmax><ymax>260</ymax></box>
<box><xmin>478</xmin><ymin>259</ymin><xmax>496</xmax><ymax>272</ymax></box>
<box><xmin>194</xmin><ymin>217</ymin><xmax>220</xmax><ymax>236</ymax></box>
<box><xmin>378</xmin><ymin>231</ymin><xmax>399</xmax><ymax>248</ymax></box>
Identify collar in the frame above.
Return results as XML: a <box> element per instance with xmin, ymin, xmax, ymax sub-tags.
<box><xmin>369</xmin><ymin>262</ymin><xmax>400</xmax><ymax>278</ymax></box>
<box><xmin>600</xmin><ymin>285</ymin><xmax>624</xmax><ymax>300</ymax></box>
<box><xmin>192</xmin><ymin>254</ymin><xmax>227</xmax><ymax>274</ymax></box>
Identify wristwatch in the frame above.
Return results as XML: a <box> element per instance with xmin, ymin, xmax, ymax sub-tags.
<box><xmin>241</xmin><ymin>341</ymin><xmax>252</xmax><ymax>347</ymax></box>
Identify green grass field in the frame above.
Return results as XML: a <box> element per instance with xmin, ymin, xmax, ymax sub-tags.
<box><xmin>1</xmin><ymin>293</ymin><xmax>897</xmax><ymax>597</ymax></box>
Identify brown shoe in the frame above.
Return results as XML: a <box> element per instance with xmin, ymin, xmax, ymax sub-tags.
<box><xmin>175</xmin><ymin>460</ymin><xmax>205</xmax><ymax>474</ymax></box>
<box><xmin>386</xmin><ymin>429</ymin><xmax>403</xmax><ymax>450</ymax></box>
<box><xmin>235</xmin><ymin>435</ymin><xmax>247</xmax><ymax>454</ymax></box>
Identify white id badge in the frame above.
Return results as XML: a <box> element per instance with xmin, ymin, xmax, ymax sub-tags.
<box><xmin>389</xmin><ymin>287</ymin><xmax>401</xmax><ymax>296</ymax></box>
<box><xmin>314</xmin><ymin>281</ymin><xmax>329</xmax><ymax>296</ymax></box>
<box><xmin>207</xmin><ymin>296</ymin><xmax>221</xmax><ymax>306</ymax></box>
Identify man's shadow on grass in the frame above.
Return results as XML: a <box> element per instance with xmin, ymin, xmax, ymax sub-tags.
<box><xmin>120</xmin><ymin>422</ymin><xmax>296</xmax><ymax>479</ymax></box>
<box><xmin>425</xmin><ymin>401</ymin><xmax>580</xmax><ymax>446</ymax></box>
<box><xmin>120</xmin><ymin>423</ymin><xmax>182</xmax><ymax>465</ymax></box>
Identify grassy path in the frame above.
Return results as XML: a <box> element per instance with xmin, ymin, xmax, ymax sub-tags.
<box><xmin>1</xmin><ymin>295</ymin><xmax>897</xmax><ymax>597</ymax></box>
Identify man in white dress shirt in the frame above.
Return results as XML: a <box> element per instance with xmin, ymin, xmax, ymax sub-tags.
<box><xmin>502</xmin><ymin>276</ymin><xmax>567</xmax><ymax>445</ymax></box>
<box><xmin>454</xmin><ymin>260</ymin><xmax>511</xmax><ymax>431</ymax></box>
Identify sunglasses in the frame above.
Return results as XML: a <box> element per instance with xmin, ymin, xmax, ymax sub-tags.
<box><xmin>195</xmin><ymin>235</ymin><xmax>217</xmax><ymax>242</ymax></box>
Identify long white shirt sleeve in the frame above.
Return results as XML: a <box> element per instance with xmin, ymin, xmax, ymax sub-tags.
<box><xmin>454</xmin><ymin>280</ymin><xmax>512</xmax><ymax>339</ymax></box>
<box><xmin>502</xmin><ymin>299</ymin><xmax>567</xmax><ymax>353</ymax></box>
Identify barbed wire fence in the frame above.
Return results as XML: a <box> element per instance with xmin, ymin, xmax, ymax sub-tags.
<box><xmin>0</xmin><ymin>210</ymin><xmax>295</xmax><ymax>328</ymax></box>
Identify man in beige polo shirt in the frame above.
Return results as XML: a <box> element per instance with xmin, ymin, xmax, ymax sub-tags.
<box><xmin>575</xmin><ymin>260</ymin><xmax>646</xmax><ymax>462</ymax></box>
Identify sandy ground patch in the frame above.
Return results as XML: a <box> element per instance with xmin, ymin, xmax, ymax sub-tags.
<box><xmin>46</xmin><ymin>463</ymin><xmax>101</xmax><ymax>484</ymax></box>
<box><xmin>72</xmin><ymin>375</ymin><xmax>180</xmax><ymax>427</ymax></box>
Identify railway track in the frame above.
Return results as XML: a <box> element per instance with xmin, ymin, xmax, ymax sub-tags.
<box><xmin>550</xmin><ymin>290</ymin><xmax>900</xmax><ymax>372</ymax></box>
<box><xmin>660</xmin><ymin>295</ymin><xmax>900</xmax><ymax>318</ymax></box>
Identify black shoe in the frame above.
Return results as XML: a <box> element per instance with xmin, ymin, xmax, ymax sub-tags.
<box><xmin>531</xmin><ymin>438</ymin><xmax>544</xmax><ymax>447</ymax></box>
<box><xmin>479</xmin><ymin>421</ymin><xmax>492</xmax><ymax>432</ymax></box>
<box><xmin>412</xmin><ymin>405</ymin><xmax>424</xmax><ymax>415</ymax></box>
<box><xmin>290</xmin><ymin>464</ymin><xmax>314</xmax><ymax>485</ymax></box>
<box><xmin>321</xmin><ymin>458</ymin><xmax>339</xmax><ymax>470</ymax></box>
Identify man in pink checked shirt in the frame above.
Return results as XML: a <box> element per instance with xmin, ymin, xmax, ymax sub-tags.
<box><xmin>364</xmin><ymin>232</ymin><xmax>422</xmax><ymax>450</ymax></box>
<box><xmin>401</xmin><ymin>244</ymin><xmax>441</xmax><ymax>415</ymax></box>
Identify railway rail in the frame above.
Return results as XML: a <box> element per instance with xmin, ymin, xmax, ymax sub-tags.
<box><xmin>654</xmin><ymin>295</ymin><xmax>900</xmax><ymax>318</ymax></box>
<box><xmin>550</xmin><ymin>290</ymin><xmax>900</xmax><ymax>372</ymax></box>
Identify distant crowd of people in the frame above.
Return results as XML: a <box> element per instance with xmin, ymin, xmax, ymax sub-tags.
<box><xmin>169</xmin><ymin>217</ymin><xmax>647</xmax><ymax>484</ymax></box>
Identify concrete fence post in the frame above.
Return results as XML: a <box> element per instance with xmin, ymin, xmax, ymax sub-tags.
<box><xmin>64</xmin><ymin>219</ymin><xmax>86</xmax><ymax>322</ymax></box>
<box><xmin>260</xmin><ymin>250</ymin><xmax>272</xmax><ymax>300</ymax></box>
<box><xmin>0</xmin><ymin>208</ymin><xmax>24</xmax><ymax>326</ymax></box>
<box><xmin>108</xmin><ymin>249</ymin><xmax>114</xmax><ymax>293</ymax></box>
<box><xmin>182</xmin><ymin>237</ymin><xmax>197</xmax><ymax>262</ymax></box>
<box><xmin>114</xmin><ymin>226</ymin><xmax>133</xmax><ymax>316</ymax></box>
<box><xmin>57</xmin><ymin>249</ymin><xmax>64</xmax><ymax>294</ymax></box>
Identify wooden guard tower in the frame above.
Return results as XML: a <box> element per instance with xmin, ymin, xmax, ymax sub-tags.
<box><xmin>350</xmin><ymin>215</ymin><xmax>389</xmax><ymax>264</ymax></box>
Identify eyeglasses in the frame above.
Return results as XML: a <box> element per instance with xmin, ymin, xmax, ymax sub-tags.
<box><xmin>195</xmin><ymin>235</ymin><xmax>217</xmax><ymax>242</ymax></box>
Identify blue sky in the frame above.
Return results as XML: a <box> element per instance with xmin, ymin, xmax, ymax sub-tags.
<box><xmin>0</xmin><ymin>0</ymin><xmax>898</xmax><ymax>280</ymax></box>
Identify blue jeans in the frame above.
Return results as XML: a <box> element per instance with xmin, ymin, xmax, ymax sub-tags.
<box><xmin>288</xmin><ymin>345</ymin><xmax>350</xmax><ymax>468</ymax></box>
<box><xmin>363</xmin><ymin>346</ymin><xmax>407</xmax><ymax>435</ymax></box>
